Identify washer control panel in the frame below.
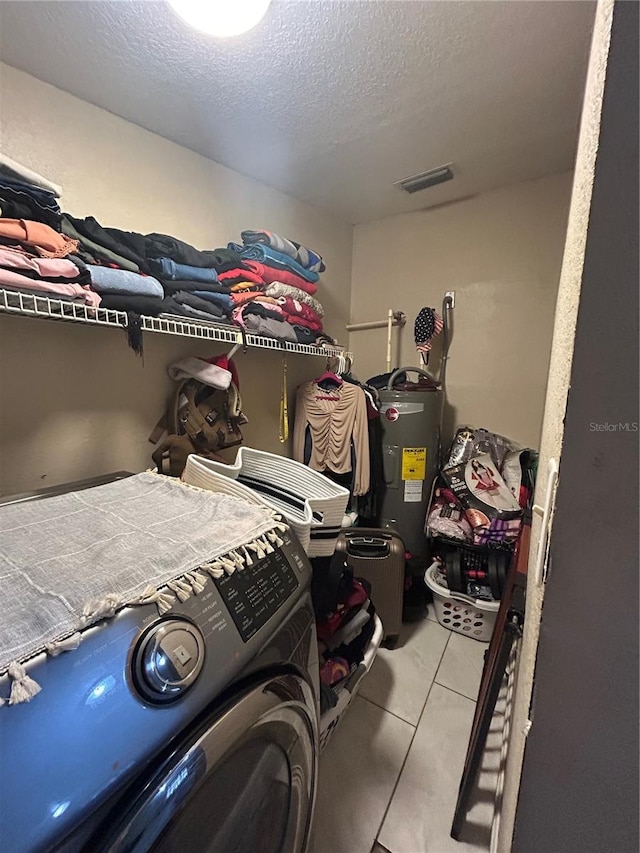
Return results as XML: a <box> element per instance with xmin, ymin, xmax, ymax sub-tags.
<box><xmin>132</xmin><ymin>618</ymin><xmax>205</xmax><ymax>704</ymax></box>
<box><xmin>131</xmin><ymin>536</ymin><xmax>308</xmax><ymax>704</ymax></box>
<box><xmin>215</xmin><ymin>548</ymin><xmax>299</xmax><ymax>642</ymax></box>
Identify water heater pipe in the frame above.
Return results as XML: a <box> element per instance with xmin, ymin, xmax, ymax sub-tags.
<box><xmin>345</xmin><ymin>310</ymin><xmax>406</xmax><ymax>372</ymax></box>
<box><xmin>345</xmin><ymin>311</ymin><xmax>406</xmax><ymax>332</ymax></box>
<box><xmin>386</xmin><ymin>309</ymin><xmax>394</xmax><ymax>372</ymax></box>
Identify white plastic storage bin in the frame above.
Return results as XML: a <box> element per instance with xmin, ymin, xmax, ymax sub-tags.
<box><xmin>182</xmin><ymin>450</ymin><xmax>350</xmax><ymax>557</ymax></box>
<box><xmin>424</xmin><ymin>562</ymin><xmax>499</xmax><ymax>642</ymax></box>
<box><xmin>319</xmin><ymin>614</ymin><xmax>384</xmax><ymax>750</ymax></box>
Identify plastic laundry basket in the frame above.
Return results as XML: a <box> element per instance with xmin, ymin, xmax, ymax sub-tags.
<box><xmin>424</xmin><ymin>562</ymin><xmax>499</xmax><ymax>642</ymax></box>
<box><xmin>319</xmin><ymin>614</ymin><xmax>384</xmax><ymax>750</ymax></box>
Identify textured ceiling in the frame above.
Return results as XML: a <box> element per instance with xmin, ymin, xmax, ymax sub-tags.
<box><xmin>0</xmin><ymin>1</ymin><xmax>595</xmax><ymax>224</ymax></box>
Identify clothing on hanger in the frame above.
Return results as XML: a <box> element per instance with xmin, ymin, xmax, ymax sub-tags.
<box><xmin>341</xmin><ymin>372</ymin><xmax>385</xmax><ymax>524</ymax></box>
<box><xmin>293</xmin><ymin>378</ymin><xmax>370</xmax><ymax>496</ymax></box>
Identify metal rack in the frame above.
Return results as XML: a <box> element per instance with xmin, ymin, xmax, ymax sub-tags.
<box><xmin>0</xmin><ymin>289</ymin><xmax>351</xmax><ymax>359</ymax></box>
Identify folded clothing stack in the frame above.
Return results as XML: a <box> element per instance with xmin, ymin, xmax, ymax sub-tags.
<box><xmin>0</xmin><ymin>222</ymin><xmax>99</xmax><ymax>306</ymax></box>
<box><xmin>56</xmin><ymin>219</ymin><xmax>241</xmax><ymax>323</ymax></box>
<box><xmin>0</xmin><ymin>161</ymin><xmax>335</xmax><ymax>348</ymax></box>
<box><xmin>221</xmin><ymin>229</ymin><xmax>331</xmax><ymax>344</ymax></box>
<box><xmin>0</xmin><ymin>178</ymin><xmax>61</xmax><ymax>231</ymax></box>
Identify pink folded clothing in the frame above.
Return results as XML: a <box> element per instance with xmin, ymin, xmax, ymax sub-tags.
<box><xmin>241</xmin><ymin>260</ymin><xmax>318</xmax><ymax>295</ymax></box>
<box><xmin>0</xmin><ymin>267</ymin><xmax>101</xmax><ymax>306</ymax></box>
<box><xmin>232</xmin><ymin>300</ymin><xmax>285</xmax><ymax>328</ymax></box>
<box><xmin>0</xmin><ymin>246</ymin><xmax>81</xmax><ymax>279</ymax></box>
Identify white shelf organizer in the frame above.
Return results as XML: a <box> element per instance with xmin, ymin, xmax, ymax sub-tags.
<box><xmin>0</xmin><ymin>289</ymin><xmax>351</xmax><ymax>359</ymax></box>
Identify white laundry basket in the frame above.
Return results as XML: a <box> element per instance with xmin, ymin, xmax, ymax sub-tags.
<box><xmin>424</xmin><ymin>562</ymin><xmax>499</xmax><ymax>642</ymax></box>
<box><xmin>182</xmin><ymin>449</ymin><xmax>349</xmax><ymax>557</ymax></box>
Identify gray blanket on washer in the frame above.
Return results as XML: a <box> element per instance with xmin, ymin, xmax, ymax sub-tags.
<box><xmin>0</xmin><ymin>472</ymin><xmax>276</xmax><ymax>674</ymax></box>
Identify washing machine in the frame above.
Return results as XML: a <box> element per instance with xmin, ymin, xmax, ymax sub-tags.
<box><xmin>0</xmin><ymin>474</ymin><xmax>320</xmax><ymax>853</ymax></box>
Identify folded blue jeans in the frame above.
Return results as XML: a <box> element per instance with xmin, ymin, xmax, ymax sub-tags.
<box><xmin>149</xmin><ymin>257</ymin><xmax>219</xmax><ymax>283</ymax></box>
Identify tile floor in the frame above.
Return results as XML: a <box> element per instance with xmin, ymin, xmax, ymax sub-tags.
<box><xmin>311</xmin><ymin>608</ymin><xmax>503</xmax><ymax>853</ymax></box>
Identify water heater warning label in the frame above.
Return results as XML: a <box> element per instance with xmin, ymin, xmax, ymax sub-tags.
<box><xmin>402</xmin><ymin>447</ymin><xmax>427</xmax><ymax>480</ymax></box>
<box><xmin>404</xmin><ymin>480</ymin><xmax>423</xmax><ymax>502</ymax></box>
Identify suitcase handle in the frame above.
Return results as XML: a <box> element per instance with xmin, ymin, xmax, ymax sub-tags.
<box><xmin>346</xmin><ymin>537</ymin><xmax>390</xmax><ymax>559</ymax></box>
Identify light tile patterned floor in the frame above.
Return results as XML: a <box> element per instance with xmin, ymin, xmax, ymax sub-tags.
<box><xmin>311</xmin><ymin>611</ymin><xmax>499</xmax><ymax>853</ymax></box>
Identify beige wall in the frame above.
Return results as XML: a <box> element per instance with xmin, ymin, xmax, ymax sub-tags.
<box><xmin>0</xmin><ymin>63</ymin><xmax>353</xmax><ymax>495</ymax></box>
<box><xmin>349</xmin><ymin>172</ymin><xmax>573</xmax><ymax>449</ymax></box>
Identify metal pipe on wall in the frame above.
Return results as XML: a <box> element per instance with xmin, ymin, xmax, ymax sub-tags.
<box><xmin>346</xmin><ymin>310</ymin><xmax>406</xmax><ymax>372</ymax></box>
<box><xmin>345</xmin><ymin>311</ymin><xmax>406</xmax><ymax>332</ymax></box>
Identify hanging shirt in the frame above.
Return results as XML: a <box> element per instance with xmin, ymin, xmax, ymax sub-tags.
<box><xmin>293</xmin><ymin>381</ymin><xmax>370</xmax><ymax>496</ymax></box>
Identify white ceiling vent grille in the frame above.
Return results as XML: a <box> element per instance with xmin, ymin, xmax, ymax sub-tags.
<box><xmin>394</xmin><ymin>164</ymin><xmax>454</xmax><ymax>194</ymax></box>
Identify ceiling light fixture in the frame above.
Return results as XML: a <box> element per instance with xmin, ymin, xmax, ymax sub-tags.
<box><xmin>167</xmin><ymin>0</ymin><xmax>271</xmax><ymax>37</ymax></box>
<box><xmin>395</xmin><ymin>164</ymin><xmax>454</xmax><ymax>194</ymax></box>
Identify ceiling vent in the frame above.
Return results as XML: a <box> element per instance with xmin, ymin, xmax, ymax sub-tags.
<box><xmin>395</xmin><ymin>164</ymin><xmax>454</xmax><ymax>194</ymax></box>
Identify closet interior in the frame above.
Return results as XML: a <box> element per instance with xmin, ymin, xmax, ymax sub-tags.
<box><xmin>1</xmin><ymin>2</ymin><xmax>633</xmax><ymax>853</ymax></box>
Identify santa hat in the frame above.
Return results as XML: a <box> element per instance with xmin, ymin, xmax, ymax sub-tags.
<box><xmin>168</xmin><ymin>357</ymin><xmax>232</xmax><ymax>390</ymax></box>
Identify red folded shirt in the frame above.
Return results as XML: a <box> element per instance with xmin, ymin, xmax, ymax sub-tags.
<box><xmin>277</xmin><ymin>297</ymin><xmax>322</xmax><ymax>326</ymax></box>
<box><xmin>282</xmin><ymin>313</ymin><xmax>322</xmax><ymax>332</ymax></box>
<box><xmin>241</xmin><ymin>260</ymin><xmax>318</xmax><ymax>296</ymax></box>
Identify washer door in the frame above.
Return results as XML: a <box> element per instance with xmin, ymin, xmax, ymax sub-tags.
<box><xmin>97</xmin><ymin>673</ymin><xmax>317</xmax><ymax>853</ymax></box>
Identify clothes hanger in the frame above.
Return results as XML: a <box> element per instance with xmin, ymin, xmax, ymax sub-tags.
<box><xmin>315</xmin><ymin>355</ymin><xmax>343</xmax><ymax>388</ymax></box>
<box><xmin>315</xmin><ymin>369</ymin><xmax>343</xmax><ymax>389</ymax></box>
<box><xmin>227</xmin><ymin>328</ymin><xmax>248</xmax><ymax>360</ymax></box>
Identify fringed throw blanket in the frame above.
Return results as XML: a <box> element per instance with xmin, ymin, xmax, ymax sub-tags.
<box><xmin>0</xmin><ymin>472</ymin><xmax>286</xmax><ymax>705</ymax></box>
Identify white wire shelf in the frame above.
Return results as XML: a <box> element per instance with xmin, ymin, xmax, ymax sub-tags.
<box><xmin>0</xmin><ymin>289</ymin><xmax>351</xmax><ymax>359</ymax></box>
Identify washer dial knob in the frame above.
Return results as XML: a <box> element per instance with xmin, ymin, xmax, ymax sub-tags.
<box><xmin>134</xmin><ymin>619</ymin><xmax>205</xmax><ymax>703</ymax></box>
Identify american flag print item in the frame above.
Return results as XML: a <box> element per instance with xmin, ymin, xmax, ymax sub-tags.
<box><xmin>414</xmin><ymin>307</ymin><xmax>444</xmax><ymax>355</ymax></box>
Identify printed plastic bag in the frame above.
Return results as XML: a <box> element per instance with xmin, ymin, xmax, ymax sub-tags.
<box><xmin>446</xmin><ymin>426</ymin><xmax>520</xmax><ymax>471</ymax></box>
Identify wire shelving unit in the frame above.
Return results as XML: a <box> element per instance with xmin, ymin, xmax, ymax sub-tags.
<box><xmin>0</xmin><ymin>289</ymin><xmax>351</xmax><ymax>359</ymax></box>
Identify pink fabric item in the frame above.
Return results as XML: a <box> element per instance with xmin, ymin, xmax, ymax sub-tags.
<box><xmin>0</xmin><ymin>268</ymin><xmax>101</xmax><ymax>306</ymax></box>
<box><xmin>0</xmin><ymin>246</ymin><xmax>81</xmax><ymax>278</ymax></box>
<box><xmin>241</xmin><ymin>260</ymin><xmax>318</xmax><ymax>295</ymax></box>
<box><xmin>232</xmin><ymin>300</ymin><xmax>285</xmax><ymax>328</ymax></box>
